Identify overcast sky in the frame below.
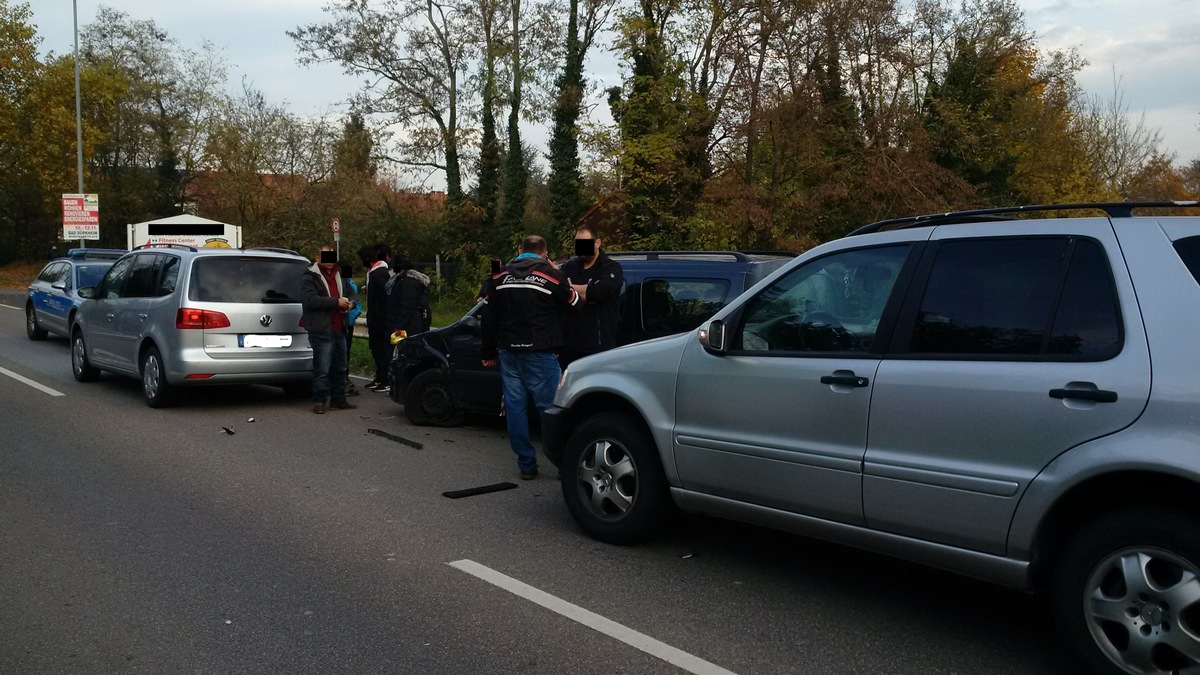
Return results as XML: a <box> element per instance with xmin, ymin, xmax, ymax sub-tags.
<box><xmin>24</xmin><ymin>0</ymin><xmax>1200</xmax><ymax>174</ymax></box>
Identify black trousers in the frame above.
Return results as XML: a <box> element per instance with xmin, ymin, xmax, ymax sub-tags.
<box><xmin>368</xmin><ymin>325</ymin><xmax>391</xmax><ymax>383</ymax></box>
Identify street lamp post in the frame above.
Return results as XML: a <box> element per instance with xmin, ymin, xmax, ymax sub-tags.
<box><xmin>73</xmin><ymin>0</ymin><xmax>85</xmax><ymax>248</ymax></box>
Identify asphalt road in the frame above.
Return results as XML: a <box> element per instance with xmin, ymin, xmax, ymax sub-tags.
<box><xmin>0</xmin><ymin>290</ymin><xmax>1080</xmax><ymax>674</ymax></box>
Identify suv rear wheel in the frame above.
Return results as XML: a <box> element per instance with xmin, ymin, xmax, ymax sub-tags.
<box><xmin>26</xmin><ymin>303</ymin><xmax>47</xmax><ymax>340</ymax></box>
<box><xmin>141</xmin><ymin>346</ymin><xmax>179</xmax><ymax>408</ymax></box>
<box><xmin>1053</xmin><ymin>507</ymin><xmax>1200</xmax><ymax>674</ymax></box>
<box><xmin>560</xmin><ymin>411</ymin><xmax>671</xmax><ymax>544</ymax></box>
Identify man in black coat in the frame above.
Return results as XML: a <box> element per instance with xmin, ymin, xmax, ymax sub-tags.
<box><xmin>359</xmin><ymin>243</ymin><xmax>392</xmax><ymax>392</ymax></box>
<box><xmin>559</xmin><ymin>225</ymin><xmax>624</xmax><ymax>369</ymax></box>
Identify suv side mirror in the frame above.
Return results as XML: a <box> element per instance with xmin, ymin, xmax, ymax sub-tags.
<box><xmin>78</xmin><ymin>286</ymin><xmax>95</xmax><ymax>299</ymax></box>
<box><xmin>699</xmin><ymin>319</ymin><xmax>727</xmax><ymax>355</ymax></box>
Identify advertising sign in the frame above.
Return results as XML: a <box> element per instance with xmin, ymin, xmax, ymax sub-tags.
<box><xmin>62</xmin><ymin>193</ymin><xmax>100</xmax><ymax>240</ymax></box>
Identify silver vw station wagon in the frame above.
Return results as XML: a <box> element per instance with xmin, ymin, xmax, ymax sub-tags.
<box><xmin>71</xmin><ymin>245</ymin><xmax>313</xmax><ymax>407</ymax></box>
<box><xmin>542</xmin><ymin>201</ymin><xmax>1200</xmax><ymax>674</ymax></box>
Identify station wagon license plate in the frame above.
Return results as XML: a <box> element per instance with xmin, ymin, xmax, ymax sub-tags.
<box><xmin>239</xmin><ymin>334</ymin><xmax>292</xmax><ymax>348</ymax></box>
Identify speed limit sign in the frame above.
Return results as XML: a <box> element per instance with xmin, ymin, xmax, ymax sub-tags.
<box><xmin>332</xmin><ymin>218</ymin><xmax>340</xmax><ymax>234</ymax></box>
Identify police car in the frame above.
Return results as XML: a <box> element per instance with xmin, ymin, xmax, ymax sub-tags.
<box><xmin>26</xmin><ymin>248</ymin><xmax>126</xmax><ymax>340</ymax></box>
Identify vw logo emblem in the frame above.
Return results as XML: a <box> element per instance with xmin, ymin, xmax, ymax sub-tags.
<box><xmin>259</xmin><ymin>315</ymin><xmax>273</xmax><ymax>328</ymax></box>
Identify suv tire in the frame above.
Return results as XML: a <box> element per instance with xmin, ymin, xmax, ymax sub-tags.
<box><xmin>71</xmin><ymin>331</ymin><xmax>99</xmax><ymax>382</ymax></box>
<box><xmin>141</xmin><ymin>346</ymin><xmax>179</xmax><ymax>408</ymax></box>
<box><xmin>560</xmin><ymin>411</ymin><xmax>671</xmax><ymax>545</ymax></box>
<box><xmin>26</xmin><ymin>303</ymin><xmax>47</xmax><ymax>340</ymax></box>
<box><xmin>404</xmin><ymin>369</ymin><xmax>464</xmax><ymax>427</ymax></box>
<box><xmin>1052</xmin><ymin>507</ymin><xmax>1200</xmax><ymax>674</ymax></box>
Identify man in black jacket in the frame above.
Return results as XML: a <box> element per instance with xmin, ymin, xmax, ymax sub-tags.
<box><xmin>359</xmin><ymin>243</ymin><xmax>392</xmax><ymax>392</ymax></box>
<box><xmin>385</xmin><ymin>254</ymin><xmax>432</xmax><ymax>337</ymax></box>
<box><xmin>559</xmin><ymin>225</ymin><xmax>624</xmax><ymax>369</ymax></box>
<box><xmin>481</xmin><ymin>235</ymin><xmax>580</xmax><ymax>479</ymax></box>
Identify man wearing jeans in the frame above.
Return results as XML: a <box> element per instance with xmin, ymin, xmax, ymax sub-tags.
<box><xmin>481</xmin><ymin>236</ymin><xmax>580</xmax><ymax>479</ymax></box>
<box><xmin>302</xmin><ymin>245</ymin><xmax>357</xmax><ymax>414</ymax></box>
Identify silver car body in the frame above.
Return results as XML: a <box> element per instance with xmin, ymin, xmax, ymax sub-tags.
<box><xmin>73</xmin><ymin>247</ymin><xmax>313</xmax><ymax>391</ymax></box>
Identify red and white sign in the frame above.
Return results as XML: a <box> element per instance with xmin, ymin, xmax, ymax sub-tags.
<box><xmin>331</xmin><ymin>218</ymin><xmax>340</xmax><ymax>234</ymax></box>
<box><xmin>62</xmin><ymin>193</ymin><xmax>100</xmax><ymax>240</ymax></box>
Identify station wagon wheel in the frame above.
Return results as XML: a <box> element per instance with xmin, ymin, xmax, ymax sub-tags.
<box><xmin>1053</xmin><ymin>507</ymin><xmax>1200</xmax><ymax>674</ymax></box>
<box><xmin>71</xmin><ymin>331</ymin><xmax>99</xmax><ymax>382</ymax></box>
<box><xmin>404</xmin><ymin>369</ymin><xmax>464</xmax><ymax>427</ymax></box>
<box><xmin>141</xmin><ymin>346</ymin><xmax>179</xmax><ymax>408</ymax></box>
<box><xmin>560</xmin><ymin>411</ymin><xmax>671</xmax><ymax>544</ymax></box>
<box><xmin>26</xmin><ymin>303</ymin><xmax>47</xmax><ymax>340</ymax></box>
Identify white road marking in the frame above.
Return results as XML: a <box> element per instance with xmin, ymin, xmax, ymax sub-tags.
<box><xmin>0</xmin><ymin>366</ymin><xmax>65</xmax><ymax>397</ymax></box>
<box><xmin>447</xmin><ymin>559</ymin><xmax>737</xmax><ymax>675</ymax></box>
<box><xmin>0</xmin><ymin>303</ymin><xmax>22</xmax><ymax>311</ymax></box>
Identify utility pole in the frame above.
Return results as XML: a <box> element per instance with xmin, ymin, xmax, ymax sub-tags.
<box><xmin>73</xmin><ymin>0</ymin><xmax>85</xmax><ymax>248</ymax></box>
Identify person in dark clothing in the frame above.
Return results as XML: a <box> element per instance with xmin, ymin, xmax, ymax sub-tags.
<box><xmin>302</xmin><ymin>245</ymin><xmax>357</xmax><ymax>414</ymax></box>
<box><xmin>481</xmin><ymin>235</ymin><xmax>580</xmax><ymax>479</ymax></box>
<box><xmin>385</xmin><ymin>254</ymin><xmax>432</xmax><ymax>337</ymax></box>
<box><xmin>340</xmin><ymin>261</ymin><xmax>362</xmax><ymax>397</ymax></box>
<box><xmin>359</xmin><ymin>243</ymin><xmax>392</xmax><ymax>392</ymax></box>
<box><xmin>559</xmin><ymin>225</ymin><xmax>624</xmax><ymax>369</ymax></box>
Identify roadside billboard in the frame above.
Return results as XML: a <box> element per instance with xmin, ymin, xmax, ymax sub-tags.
<box><xmin>62</xmin><ymin>193</ymin><xmax>100</xmax><ymax>240</ymax></box>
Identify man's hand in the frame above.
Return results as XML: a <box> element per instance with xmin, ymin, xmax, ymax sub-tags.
<box><xmin>337</xmin><ymin>297</ymin><xmax>352</xmax><ymax>311</ymax></box>
<box><xmin>571</xmin><ymin>282</ymin><xmax>588</xmax><ymax>301</ymax></box>
<box><xmin>481</xmin><ymin>359</ymin><xmax>498</xmax><ymax>368</ymax></box>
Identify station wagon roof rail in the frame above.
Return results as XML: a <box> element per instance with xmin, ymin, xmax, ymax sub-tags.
<box><xmin>849</xmin><ymin>200</ymin><xmax>1200</xmax><ymax>236</ymax></box>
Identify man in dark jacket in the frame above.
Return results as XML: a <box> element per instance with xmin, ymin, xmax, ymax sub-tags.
<box><xmin>559</xmin><ymin>225</ymin><xmax>624</xmax><ymax>369</ymax></box>
<box><xmin>359</xmin><ymin>243</ymin><xmax>392</xmax><ymax>392</ymax></box>
<box><xmin>385</xmin><ymin>254</ymin><xmax>432</xmax><ymax>337</ymax></box>
<box><xmin>302</xmin><ymin>245</ymin><xmax>357</xmax><ymax>414</ymax></box>
<box><xmin>481</xmin><ymin>235</ymin><xmax>580</xmax><ymax>479</ymax></box>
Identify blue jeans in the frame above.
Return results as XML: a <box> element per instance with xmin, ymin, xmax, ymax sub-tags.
<box><xmin>309</xmin><ymin>332</ymin><xmax>349</xmax><ymax>405</ymax></box>
<box><xmin>499</xmin><ymin>350</ymin><xmax>561</xmax><ymax>473</ymax></box>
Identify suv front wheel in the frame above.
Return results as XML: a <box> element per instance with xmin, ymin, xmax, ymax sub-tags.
<box><xmin>1053</xmin><ymin>507</ymin><xmax>1200</xmax><ymax>674</ymax></box>
<box><xmin>560</xmin><ymin>411</ymin><xmax>671</xmax><ymax>545</ymax></box>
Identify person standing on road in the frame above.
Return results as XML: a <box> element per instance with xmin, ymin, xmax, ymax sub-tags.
<box><xmin>481</xmin><ymin>235</ymin><xmax>580</xmax><ymax>480</ymax></box>
<box><xmin>302</xmin><ymin>245</ymin><xmax>357</xmax><ymax>414</ymax></box>
<box><xmin>559</xmin><ymin>225</ymin><xmax>624</xmax><ymax>370</ymax></box>
<box><xmin>385</xmin><ymin>254</ymin><xmax>432</xmax><ymax>337</ymax></box>
<box><xmin>359</xmin><ymin>243</ymin><xmax>392</xmax><ymax>392</ymax></box>
<box><xmin>340</xmin><ymin>261</ymin><xmax>362</xmax><ymax>397</ymax></box>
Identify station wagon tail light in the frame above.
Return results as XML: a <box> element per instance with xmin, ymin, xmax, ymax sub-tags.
<box><xmin>176</xmin><ymin>308</ymin><xmax>231</xmax><ymax>329</ymax></box>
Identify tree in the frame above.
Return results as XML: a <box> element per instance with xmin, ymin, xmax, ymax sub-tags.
<box><xmin>1074</xmin><ymin>69</ymin><xmax>1169</xmax><ymax>198</ymax></box>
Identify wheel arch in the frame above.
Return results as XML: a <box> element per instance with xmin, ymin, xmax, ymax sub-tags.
<box><xmin>1029</xmin><ymin>470</ymin><xmax>1200</xmax><ymax>589</ymax></box>
<box><xmin>553</xmin><ymin>391</ymin><xmax>667</xmax><ymax>475</ymax></box>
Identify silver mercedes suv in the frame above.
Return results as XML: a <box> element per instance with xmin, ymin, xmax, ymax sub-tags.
<box><xmin>542</xmin><ymin>202</ymin><xmax>1200</xmax><ymax>674</ymax></box>
<box><xmin>71</xmin><ymin>245</ymin><xmax>313</xmax><ymax>407</ymax></box>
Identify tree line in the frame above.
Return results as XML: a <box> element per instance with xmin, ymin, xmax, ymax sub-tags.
<box><xmin>2</xmin><ymin>0</ymin><xmax>1198</xmax><ymax>278</ymax></box>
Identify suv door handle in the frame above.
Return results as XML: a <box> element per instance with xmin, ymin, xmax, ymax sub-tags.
<box><xmin>1049</xmin><ymin>388</ymin><xmax>1118</xmax><ymax>403</ymax></box>
<box><xmin>821</xmin><ymin>374</ymin><xmax>869</xmax><ymax>388</ymax></box>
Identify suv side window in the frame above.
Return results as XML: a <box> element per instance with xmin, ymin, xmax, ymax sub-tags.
<box><xmin>736</xmin><ymin>245</ymin><xmax>909</xmax><ymax>353</ymax></box>
<box><xmin>1173</xmin><ymin>235</ymin><xmax>1200</xmax><ymax>284</ymax></box>
<box><xmin>156</xmin><ymin>255</ymin><xmax>179</xmax><ymax>297</ymax></box>
<box><xmin>125</xmin><ymin>254</ymin><xmax>161</xmax><ymax>298</ymax></box>
<box><xmin>641</xmin><ymin>277</ymin><xmax>731</xmax><ymax>334</ymax></box>
<box><xmin>96</xmin><ymin>256</ymin><xmax>135</xmax><ymax>299</ymax></box>
<box><xmin>906</xmin><ymin>237</ymin><xmax>1120</xmax><ymax>360</ymax></box>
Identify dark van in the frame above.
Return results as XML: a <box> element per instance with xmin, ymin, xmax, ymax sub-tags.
<box><xmin>389</xmin><ymin>251</ymin><xmax>794</xmax><ymax>425</ymax></box>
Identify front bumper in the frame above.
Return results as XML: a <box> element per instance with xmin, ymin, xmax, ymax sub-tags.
<box><xmin>541</xmin><ymin>405</ymin><xmax>569</xmax><ymax>467</ymax></box>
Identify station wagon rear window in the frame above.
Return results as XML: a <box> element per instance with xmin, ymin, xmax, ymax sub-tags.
<box><xmin>189</xmin><ymin>257</ymin><xmax>307</xmax><ymax>303</ymax></box>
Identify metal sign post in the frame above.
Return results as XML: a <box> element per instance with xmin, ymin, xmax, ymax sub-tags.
<box><xmin>332</xmin><ymin>218</ymin><xmax>341</xmax><ymax>259</ymax></box>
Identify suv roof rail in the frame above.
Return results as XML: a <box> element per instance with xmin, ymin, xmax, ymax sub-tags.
<box><xmin>849</xmin><ymin>201</ymin><xmax>1200</xmax><ymax>236</ymax></box>
<box><xmin>607</xmin><ymin>251</ymin><xmax>753</xmax><ymax>262</ymax></box>
<box><xmin>66</xmin><ymin>247</ymin><xmax>127</xmax><ymax>260</ymax></box>
<box><xmin>133</xmin><ymin>243</ymin><xmax>198</xmax><ymax>252</ymax></box>
<box><xmin>244</xmin><ymin>246</ymin><xmax>304</xmax><ymax>257</ymax></box>
<box><xmin>738</xmin><ymin>249</ymin><xmax>799</xmax><ymax>258</ymax></box>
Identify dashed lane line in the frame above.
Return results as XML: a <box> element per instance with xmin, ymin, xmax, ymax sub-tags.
<box><xmin>0</xmin><ymin>365</ymin><xmax>65</xmax><ymax>397</ymax></box>
<box><xmin>447</xmin><ymin>558</ymin><xmax>737</xmax><ymax>675</ymax></box>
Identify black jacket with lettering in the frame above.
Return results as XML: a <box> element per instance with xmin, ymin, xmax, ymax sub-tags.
<box><xmin>481</xmin><ymin>255</ymin><xmax>580</xmax><ymax>358</ymax></box>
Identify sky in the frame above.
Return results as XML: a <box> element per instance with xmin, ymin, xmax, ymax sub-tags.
<box><xmin>22</xmin><ymin>0</ymin><xmax>1200</xmax><ymax>176</ymax></box>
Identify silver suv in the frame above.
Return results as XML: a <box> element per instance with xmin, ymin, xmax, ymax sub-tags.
<box><xmin>71</xmin><ymin>245</ymin><xmax>313</xmax><ymax>407</ymax></box>
<box><xmin>542</xmin><ymin>202</ymin><xmax>1200</xmax><ymax>674</ymax></box>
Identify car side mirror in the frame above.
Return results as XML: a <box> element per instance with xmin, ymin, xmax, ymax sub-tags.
<box><xmin>699</xmin><ymin>319</ymin><xmax>727</xmax><ymax>355</ymax></box>
<box><xmin>51</xmin><ymin>281</ymin><xmax>68</xmax><ymax>291</ymax></box>
<box><xmin>78</xmin><ymin>286</ymin><xmax>95</xmax><ymax>299</ymax></box>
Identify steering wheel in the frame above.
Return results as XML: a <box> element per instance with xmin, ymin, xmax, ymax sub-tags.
<box><xmin>799</xmin><ymin>312</ymin><xmax>861</xmax><ymax>351</ymax></box>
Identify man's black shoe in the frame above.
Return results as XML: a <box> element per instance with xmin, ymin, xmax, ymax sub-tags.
<box><xmin>519</xmin><ymin>468</ymin><xmax>538</xmax><ymax>480</ymax></box>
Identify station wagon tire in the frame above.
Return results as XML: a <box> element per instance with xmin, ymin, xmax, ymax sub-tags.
<box><xmin>141</xmin><ymin>346</ymin><xmax>179</xmax><ymax>408</ymax></box>
<box><xmin>71</xmin><ymin>331</ymin><xmax>99</xmax><ymax>382</ymax></box>
<box><xmin>404</xmin><ymin>369</ymin><xmax>464</xmax><ymax>427</ymax></box>
<box><xmin>1052</xmin><ymin>507</ymin><xmax>1200</xmax><ymax>674</ymax></box>
<box><xmin>26</xmin><ymin>303</ymin><xmax>47</xmax><ymax>340</ymax></box>
<box><xmin>560</xmin><ymin>411</ymin><xmax>671</xmax><ymax>545</ymax></box>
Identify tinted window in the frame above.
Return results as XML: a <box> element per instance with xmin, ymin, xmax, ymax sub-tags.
<box><xmin>738</xmin><ymin>245</ymin><xmax>909</xmax><ymax>353</ymax></box>
<box><xmin>97</xmin><ymin>256</ymin><xmax>135</xmax><ymax>299</ymax></box>
<box><xmin>1047</xmin><ymin>239</ymin><xmax>1121</xmax><ymax>359</ymax></box>
<box><xmin>189</xmin><ymin>257</ymin><xmax>307</xmax><ymax>303</ymax></box>
<box><xmin>156</xmin><ymin>255</ymin><xmax>179</xmax><ymax>297</ymax></box>
<box><xmin>37</xmin><ymin>262</ymin><xmax>64</xmax><ymax>283</ymax></box>
<box><xmin>1173</xmin><ymin>236</ymin><xmax>1200</xmax><ymax>284</ymax></box>
<box><xmin>126</xmin><ymin>254</ymin><xmax>161</xmax><ymax>298</ymax></box>
<box><xmin>641</xmin><ymin>277</ymin><xmax>731</xmax><ymax>334</ymax></box>
<box><xmin>76</xmin><ymin>263</ymin><xmax>110</xmax><ymax>289</ymax></box>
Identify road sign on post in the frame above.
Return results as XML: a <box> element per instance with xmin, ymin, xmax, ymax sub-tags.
<box><xmin>332</xmin><ymin>218</ymin><xmax>341</xmax><ymax>257</ymax></box>
<box><xmin>62</xmin><ymin>193</ymin><xmax>100</xmax><ymax>241</ymax></box>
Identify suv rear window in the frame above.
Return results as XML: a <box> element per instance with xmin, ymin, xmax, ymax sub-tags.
<box><xmin>1173</xmin><ymin>236</ymin><xmax>1200</xmax><ymax>285</ymax></box>
<box><xmin>189</xmin><ymin>257</ymin><xmax>307</xmax><ymax>303</ymax></box>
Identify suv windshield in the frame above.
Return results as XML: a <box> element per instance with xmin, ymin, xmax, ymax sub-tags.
<box><xmin>189</xmin><ymin>257</ymin><xmax>307</xmax><ymax>303</ymax></box>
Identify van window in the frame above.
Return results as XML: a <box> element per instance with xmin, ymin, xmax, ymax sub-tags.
<box><xmin>189</xmin><ymin>257</ymin><xmax>307</xmax><ymax>303</ymax></box>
